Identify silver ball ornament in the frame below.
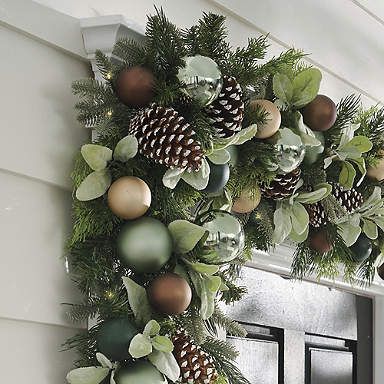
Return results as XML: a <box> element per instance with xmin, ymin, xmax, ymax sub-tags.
<box><xmin>177</xmin><ymin>55</ymin><xmax>222</xmax><ymax>106</ymax></box>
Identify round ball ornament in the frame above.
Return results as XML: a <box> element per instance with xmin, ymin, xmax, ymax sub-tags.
<box><xmin>117</xmin><ymin>217</ymin><xmax>172</xmax><ymax>273</ymax></box>
<box><xmin>251</xmin><ymin>99</ymin><xmax>281</xmax><ymax>139</ymax></box>
<box><xmin>115</xmin><ymin>361</ymin><xmax>167</xmax><ymax>384</ymax></box>
<box><xmin>96</xmin><ymin>318</ymin><xmax>138</xmax><ymax>361</ymax></box>
<box><xmin>350</xmin><ymin>234</ymin><xmax>372</xmax><ymax>263</ymax></box>
<box><xmin>378</xmin><ymin>263</ymin><xmax>384</xmax><ymax>280</ymax></box>
<box><xmin>367</xmin><ymin>153</ymin><xmax>384</xmax><ymax>181</ymax></box>
<box><xmin>232</xmin><ymin>186</ymin><xmax>261</xmax><ymax>214</ymax></box>
<box><xmin>115</xmin><ymin>66</ymin><xmax>155</xmax><ymax>108</ymax></box>
<box><xmin>177</xmin><ymin>55</ymin><xmax>222</xmax><ymax>106</ymax></box>
<box><xmin>107</xmin><ymin>176</ymin><xmax>151</xmax><ymax>220</ymax></box>
<box><xmin>302</xmin><ymin>94</ymin><xmax>337</xmax><ymax>132</ymax></box>
<box><xmin>309</xmin><ymin>230</ymin><xmax>333</xmax><ymax>253</ymax></box>
<box><xmin>147</xmin><ymin>273</ymin><xmax>192</xmax><ymax>315</ymax></box>
<box><xmin>200</xmin><ymin>211</ymin><xmax>245</xmax><ymax>264</ymax></box>
<box><xmin>203</xmin><ymin>161</ymin><xmax>230</xmax><ymax>194</ymax></box>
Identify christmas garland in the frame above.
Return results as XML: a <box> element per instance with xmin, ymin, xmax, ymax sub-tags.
<box><xmin>65</xmin><ymin>9</ymin><xmax>384</xmax><ymax>384</ymax></box>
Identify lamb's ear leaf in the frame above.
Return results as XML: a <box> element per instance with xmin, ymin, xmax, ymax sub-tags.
<box><xmin>66</xmin><ymin>367</ymin><xmax>110</xmax><ymax>384</ymax></box>
<box><xmin>129</xmin><ymin>333</ymin><xmax>153</xmax><ymax>358</ymax></box>
<box><xmin>81</xmin><ymin>144</ymin><xmax>112</xmax><ymax>171</ymax></box>
<box><xmin>76</xmin><ymin>170</ymin><xmax>111</xmax><ymax>201</ymax></box>
<box><xmin>162</xmin><ymin>167</ymin><xmax>185</xmax><ymax>189</ymax></box>
<box><xmin>148</xmin><ymin>350</ymin><xmax>180</xmax><ymax>382</ymax></box>
<box><xmin>114</xmin><ymin>135</ymin><xmax>138</xmax><ymax>162</ymax></box>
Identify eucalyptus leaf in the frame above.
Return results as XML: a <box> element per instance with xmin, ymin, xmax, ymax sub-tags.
<box><xmin>129</xmin><ymin>333</ymin><xmax>153</xmax><ymax>358</ymax></box>
<box><xmin>114</xmin><ymin>135</ymin><xmax>138</xmax><ymax>162</ymax></box>
<box><xmin>173</xmin><ymin>263</ymin><xmax>190</xmax><ymax>281</ymax></box>
<box><xmin>76</xmin><ymin>169</ymin><xmax>112</xmax><ymax>201</ymax></box>
<box><xmin>81</xmin><ymin>144</ymin><xmax>112</xmax><ymax>171</ymax></box>
<box><xmin>350</xmin><ymin>157</ymin><xmax>367</xmax><ymax>186</ymax></box>
<box><xmin>231</xmin><ymin>124</ymin><xmax>258</xmax><ymax>146</ymax></box>
<box><xmin>291</xmin><ymin>68</ymin><xmax>322</xmax><ymax>108</ymax></box>
<box><xmin>183</xmin><ymin>259</ymin><xmax>219</xmax><ymax>275</ymax></box>
<box><xmin>168</xmin><ymin>220</ymin><xmax>207</xmax><ymax>254</ymax></box>
<box><xmin>143</xmin><ymin>320</ymin><xmax>160</xmax><ymax>337</ymax></box>
<box><xmin>338</xmin><ymin>222</ymin><xmax>361</xmax><ymax>246</ymax></box>
<box><xmin>296</xmin><ymin>184</ymin><xmax>331</xmax><ymax>204</ymax></box>
<box><xmin>66</xmin><ymin>367</ymin><xmax>110</xmax><ymax>384</ymax></box>
<box><xmin>289</xmin><ymin>224</ymin><xmax>309</xmax><ymax>243</ymax></box>
<box><xmin>206</xmin><ymin>275</ymin><xmax>222</xmax><ymax>292</ymax></box>
<box><xmin>207</xmin><ymin>148</ymin><xmax>231</xmax><ymax>164</ymax></box>
<box><xmin>96</xmin><ymin>353</ymin><xmax>113</xmax><ymax>369</ymax></box>
<box><xmin>373</xmin><ymin>216</ymin><xmax>384</xmax><ymax>232</ymax></box>
<box><xmin>339</xmin><ymin>161</ymin><xmax>356</xmax><ymax>190</ymax></box>
<box><xmin>122</xmin><ymin>277</ymin><xmax>151</xmax><ymax>325</ymax></box>
<box><xmin>152</xmin><ymin>335</ymin><xmax>174</xmax><ymax>353</ymax></box>
<box><xmin>189</xmin><ymin>270</ymin><xmax>216</xmax><ymax>320</ymax></box>
<box><xmin>273</xmin><ymin>205</ymin><xmax>292</xmax><ymax>244</ymax></box>
<box><xmin>362</xmin><ymin>219</ymin><xmax>378</xmax><ymax>240</ymax></box>
<box><xmin>181</xmin><ymin>158</ymin><xmax>210</xmax><ymax>190</ymax></box>
<box><xmin>290</xmin><ymin>202</ymin><xmax>309</xmax><ymax>235</ymax></box>
<box><xmin>162</xmin><ymin>167</ymin><xmax>185</xmax><ymax>189</ymax></box>
<box><xmin>273</xmin><ymin>73</ymin><xmax>293</xmax><ymax>103</ymax></box>
<box><xmin>337</xmin><ymin>146</ymin><xmax>362</xmax><ymax>160</ymax></box>
<box><xmin>324</xmin><ymin>156</ymin><xmax>334</xmax><ymax>169</ymax></box>
<box><xmin>148</xmin><ymin>350</ymin><xmax>180</xmax><ymax>382</ymax></box>
<box><xmin>342</xmin><ymin>136</ymin><xmax>373</xmax><ymax>153</ymax></box>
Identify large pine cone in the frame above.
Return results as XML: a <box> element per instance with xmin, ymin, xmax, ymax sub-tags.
<box><xmin>261</xmin><ymin>168</ymin><xmax>302</xmax><ymax>200</ymax></box>
<box><xmin>307</xmin><ymin>202</ymin><xmax>327</xmax><ymax>228</ymax></box>
<box><xmin>332</xmin><ymin>183</ymin><xmax>363</xmax><ymax>213</ymax></box>
<box><xmin>173</xmin><ymin>331</ymin><xmax>218</xmax><ymax>384</ymax></box>
<box><xmin>128</xmin><ymin>104</ymin><xmax>203</xmax><ymax>171</ymax></box>
<box><xmin>206</xmin><ymin>76</ymin><xmax>244</xmax><ymax>138</ymax></box>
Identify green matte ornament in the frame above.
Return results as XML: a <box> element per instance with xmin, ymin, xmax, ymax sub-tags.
<box><xmin>117</xmin><ymin>217</ymin><xmax>172</xmax><ymax>273</ymax></box>
<box><xmin>115</xmin><ymin>361</ymin><xmax>167</xmax><ymax>384</ymax></box>
<box><xmin>203</xmin><ymin>161</ymin><xmax>230</xmax><ymax>194</ymax></box>
<box><xmin>96</xmin><ymin>318</ymin><xmax>138</xmax><ymax>361</ymax></box>
<box><xmin>350</xmin><ymin>234</ymin><xmax>372</xmax><ymax>263</ymax></box>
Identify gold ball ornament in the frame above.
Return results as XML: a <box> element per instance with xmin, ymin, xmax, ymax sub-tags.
<box><xmin>367</xmin><ymin>154</ymin><xmax>384</xmax><ymax>181</ymax></box>
<box><xmin>107</xmin><ymin>176</ymin><xmax>151</xmax><ymax>220</ymax></box>
<box><xmin>251</xmin><ymin>99</ymin><xmax>281</xmax><ymax>139</ymax></box>
<box><xmin>232</xmin><ymin>186</ymin><xmax>261</xmax><ymax>214</ymax></box>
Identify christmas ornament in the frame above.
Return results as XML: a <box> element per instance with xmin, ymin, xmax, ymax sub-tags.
<box><xmin>206</xmin><ymin>76</ymin><xmax>244</xmax><ymax>138</ymax></box>
<box><xmin>350</xmin><ymin>234</ymin><xmax>372</xmax><ymax>262</ymax></box>
<box><xmin>252</xmin><ymin>99</ymin><xmax>281</xmax><ymax>139</ymax></box>
<box><xmin>107</xmin><ymin>176</ymin><xmax>151</xmax><ymax>220</ymax></box>
<box><xmin>232</xmin><ymin>186</ymin><xmax>261</xmax><ymax>214</ymax></box>
<box><xmin>332</xmin><ymin>183</ymin><xmax>363</xmax><ymax>213</ymax></box>
<box><xmin>378</xmin><ymin>263</ymin><xmax>384</xmax><ymax>280</ymax></box>
<box><xmin>307</xmin><ymin>202</ymin><xmax>327</xmax><ymax>228</ymax></box>
<box><xmin>261</xmin><ymin>168</ymin><xmax>302</xmax><ymax>200</ymax></box>
<box><xmin>302</xmin><ymin>94</ymin><xmax>337</xmax><ymax>132</ymax></box>
<box><xmin>115</xmin><ymin>66</ymin><xmax>155</xmax><ymax>108</ymax></box>
<box><xmin>96</xmin><ymin>318</ymin><xmax>138</xmax><ymax>361</ymax></box>
<box><xmin>115</xmin><ymin>361</ymin><xmax>167</xmax><ymax>384</ymax></box>
<box><xmin>173</xmin><ymin>331</ymin><xmax>218</xmax><ymax>384</ymax></box>
<box><xmin>367</xmin><ymin>154</ymin><xmax>384</xmax><ymax>181</ymax></box>
<box><xmin>147</xmin><ymin>273</ymin><xmax>192</xmax><ymax>315</ymax></box>
<box><xmin>177</xmin><ymin>55</ymin><xmax>222</xmax><ymax>106</ymax></box>
<box><xmin>117</xmin><ymin>217</ymin><xmax>172</xmax><ymax>273</ymax></box>
<box><xmin>203</xmin><ymin>161</ymin><xmax>230</xmax><ymax>194</ymax></box>
<box><xmin>129</xmin><ymin>104</ymin><xmax>203</xmax><ymax>171</ymax></box>
<box><xmin>200</xmin><ymin>210</ymin><xmax>245</xmax><ymax>263</ymax></box>
<box><xmin>309</xmin><ymin>230</ymin><xmax>333</xmax><ymax>253</ymax></box>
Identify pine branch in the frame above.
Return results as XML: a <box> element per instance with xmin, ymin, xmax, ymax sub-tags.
<box><xmin>112</xmin><ymin>39</ymin><xmax>148</xmax><ymax>67</ymax></box>
<box><xmin>177</xmin><ymin>304</ymin><xmax>208</xmax><ymax>345</ymax></box>
<box><xmin>95</xmin><ymin>50</ymin><xmax>113</xmax><ymax>81</ymax></box>
<box><xmin>207</xmin><ymin>305</ymin><xmax>247</xmax><ymax>337</ymax></box>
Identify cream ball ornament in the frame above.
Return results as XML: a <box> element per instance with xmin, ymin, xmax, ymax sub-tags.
<box><xmin>107</xmin><ymin>176</ymin><xmax>151</xmax><ymax>220</ymax></box>
<box><xmin>232</xmin><ymin>186</ymin><xmax>261</xmax><ymax>214</ymax></box>
<box><xmin>367</xmin><ymin>153</ymin><xmax>384</xmax><ymax>181</ymax></box>
<box><xmin>251</xmin><ymin>99</ymin><xmax>281</xmax><ymax>139</ymax></box>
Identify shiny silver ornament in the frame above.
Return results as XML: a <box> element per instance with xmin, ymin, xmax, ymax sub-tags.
<box><xmin>200</xmin><ymin>211</ymin><xmax>245</xmax><ymax>263</ymax></box>
<box><xmin>177</xmin><ymin>55</ymin><xmax>222</xmax><ymax>106</ymax></box>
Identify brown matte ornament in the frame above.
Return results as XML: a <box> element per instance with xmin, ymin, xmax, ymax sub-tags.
<box><xmin>302</xmin><ymin>94</ymin><xmax>337</xmax><ymax>132</ymax></box>
<box><xmin>251</xmin><ymin>99</ymin><xmax>281</xmax><ymax>139</ymax></box>
<box><xmin>309</xmin><ymin>230</ymin><xmax>333</xmax><ymax>253</ymax></box>
<box><xmin>107</xmin><ymin>176</ymin><xmax>151</xmax><ymax>220</ymax></box>
<box><xmin>378</xmin><ymin>263</ymin><xmax>384</xmax><ymax>280</ymax></box>
<box><xmin>232</xmin><ymin>187</ymin><xmax>261</xmax><ymax>214</ymax></box>
<box><xmin>147</xmin><ymin>273</ymin><xmax>192</xmax><ymax>315</ymax></box>
<box><xmin>367</xmin><ymin>153</ymin><xmax>384</xmax><ymax>181</ymax></box>
<box><xmin>115</xmin><ymin>66</ymin><xmax>155</xmax><ymax>108</ymax></box>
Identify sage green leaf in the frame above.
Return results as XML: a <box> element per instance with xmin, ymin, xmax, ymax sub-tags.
<box><xmin>76</xmin><ymin>169</ymin><xmax>111</xmax><ymax>201</ymax></box>
<box><xmin>342</xmin><ymin>136</ymin><xmax>373</xmax><ymax>153</ymax></box>
<box><xmin>231</xmin><ymin>124</ymin><xmax>258</xmax><ymax>145</ymax></box>
<box><xmin>110</xmin><ymin>371</ymin><xmax>116</xmax><ymax>384</ymax></box>
<box><xmin>207</xmin><ymin>148</ymin><xmax>230</xmax><ymax>164</ymax></box>
<box><xmin>289</xmin><ymin>225</ymin><xmax>309</xmax><ymax>243</ymax></box>
<box><xmin>339</xmin><ymin>161</ymin><xmax>356</xmax><ymax>190</ymax></box>
<box><xmin>296</xmin><ymin>184</ymin><xmax>331</xmax><ymax>204</ymax></box>
<box><xmin>168</xmin><ymin>220</ymin><xmax>208</xmax><ymax>254</ymax></box>
<box><xmin>220</xmin><ymin>281</ymin><xmax>230</xmax><ymax>291</ymax></box>
<box><xmin>324</xmin><ymin>156</ymin><xmax>334</xmax><ymax>169</ymax></box>
<box><xmin>96</xmin><ymin>353</ymin><xmax>113</xmax><ymax>369</ymax></box>
<box><xmin>291</xmin><ymin>68</ymin><xmax>322</xmax><ymax>108</ymax></box>
<box><xmin>148</xmin><ymin>350</ymin><xmax>180</xmax><ymax>382</ymax></box>
<box><xmin>362</xmin><ymin>219</ymin><xmax>378</xmax><ymax>240</ymax></box>
<box><xmin>361</xmin><ymin>186</ymin><xmax>382</xmax><ymax>210</ymax></box>
<box><xmin>206</xmin><ymin>275</ymin><xmax>222</xmax><ymax>292</ymax></box>
<box><xmin>173</xmin><ymin>263</ymin><xmax>190</xmax><ymax>280</ymax></box>
<box><xmin>81</xmin><ymin>144</ymin><xmax>112</xmax><ymax>171</ymax></box>
<box><xmin>113</xmin><ymin>135</ymin><xmax>138</xmax><ymax>162</ymax></box>
<box><xmin>291</xmin><ymin>202</ymin><xmax>309</xmax><ymax>235</ymax></box>
<box><xmin>143</xmin><ymin>320</ymin><xmax>160</xmax><ymax>337</ymax></box>
<box><xmin>272</xmin><ymin>205</ymin><xmax>292</xmax><ymax>244</ymax></box>
<box><xmin>373</xmin><ymin>216</ymin><xmax>384</xmax><ymax>232</ymax></box>
<box><xmin>189</xmin><ymin>270</ymin><xmax>216</xmax><ymax>320</ymax></box>
<box><xmin>152</xmin><ymin>335</ymin><xmax>174</xmax><ymax>353</ymax></box>
<box><xmin>337</xmin><ymin>146</ymin><xmax>362</xmax><ymax>160</ymax></box>
<box><xmin>122</xmin><ymin>277</ymin><xmax>151</xmax><ymax>325</ymax></box>
<box><xmin>66</xmin><ymin>367</ymin><xmax>109</xmax><ymax>384</ymax></box>
<box><xmin>181</xmin><ymin>158</ymin><xmax>210</xmax><ymax>190</ymax></box>
<box><xmin>338</xmin><ymin>222</ymin><xmax>361</xmax><ymax>246</ymax></box>
<box><xmin>129</xmin><ymin>333</ymin><xmax>153</xmax><ymax>358</ymax></box>
<box><xmin>162</xmin><ymin>167</ymin><xmax>185</xmax><ymax>189</ymax></box>
<box><xmin>350</xmin><ymin>157</ymin><xmax>367</xmax><ymax>186</ymax></box>
<box><xmin>273</xmin><ymin>73</ymin><xmax>293</xmax><ymax>103</ymax></box>
<box><xmin>183</xmin><ymin>259</ymin><xmax>219</xmax><ymax>275</ymax></box>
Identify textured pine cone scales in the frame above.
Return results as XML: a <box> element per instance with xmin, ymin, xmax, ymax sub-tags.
<box><xmin>261</xmin><ymin>168</ymin><xmax>302</xmax><ymax>200</ymax></box>
<box><xmin>307</xmin><ymin>202</ymin><xmax>327</xmax><ymax>228</ymax></box>
<box><xmin>128</xmin><ymin>104</ymin><xmax>203</xmax><ymax>171</ymax></box>
<box><xmin>172</xmin><ymin>331</ymin><xmax>218</xmax><ymax>384</ymax></box>
<box><xmin>206</xmin><ymin>76</ymin><xmax>244</xmax><ymax>138</ymax></box>
<box><xmin>332</xmin><ymin>183</ymin><xmax>363</xmax><ymax>213</ymax></box>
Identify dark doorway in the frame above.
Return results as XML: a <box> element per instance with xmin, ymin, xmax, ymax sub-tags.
<box><xmin>226</xmin><ymin>267</ymin><xmax>373</xmax><ymax>384</ymax></box>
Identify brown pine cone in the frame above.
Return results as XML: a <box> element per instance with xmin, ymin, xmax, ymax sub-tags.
<box><xmin>307</xmin><ymin>202</ymin><xmax>327</xmax><ymax>228</ymax></box>
<box><xmin>332</xmin><ymin>183</ymin><xmax>363</xmax><ymax>213</ymax></box>
<box><xmin>261</xmin><ymin>168</ymin><xmax>302</xmax><ymax>200</ymax></box>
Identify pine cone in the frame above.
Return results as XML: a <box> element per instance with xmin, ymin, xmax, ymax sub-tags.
<box><xmin>173</xmin><ymin>331</ymin><xmax>218</xmax><ymax>384</ymax></box>
<box><xmin>206</xmin><ymin>76</ymin><xmax>244</xmax><ymax>138</ymax></box>
<box><xmin>261</xmin><ymin>168</ymin><xmax>301</xmax><ymax>200</ymax></box>
<box><xmin>307</xmin><ymin>202</ymin><xmax>327</xmax><ymax>228</ymax></box>
<box><xmin>332</xmin><ymin>183</ymin><xmax>363</xmax><ymax>213</ymax></box>
<box><xmin>128</xmin><ymin>104</ymin><xmax>203</xmax><ymax>171</ymax></box>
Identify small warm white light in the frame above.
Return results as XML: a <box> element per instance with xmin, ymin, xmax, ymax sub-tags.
<box><xmin>106</xmin><ymin>110</ymin><xmax>113</xmax><ymax>117</ymax></box>
<box><xmin>106</xmin><ymin>72</ymin><xmax>112</xmax><ymax>80</ymax></box>
<box><xmin>105</xmin><ymin>290</ymin><xmax>114</xmax><ymax>299</ymax></box>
